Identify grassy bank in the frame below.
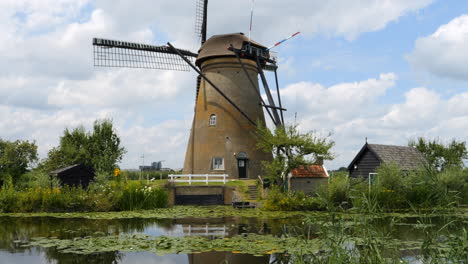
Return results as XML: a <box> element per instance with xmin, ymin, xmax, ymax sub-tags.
<box><xmin>263</xmin><ymin>165</ymin><xmax>467</xmax><ymax>211</ymax></box>
<box><xmin>0</xmin><ymin>181</ymin><xmax>168</xmax><ymax>213</ymax></box>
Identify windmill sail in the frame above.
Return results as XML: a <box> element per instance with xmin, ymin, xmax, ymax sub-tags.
<box><xmin>93</xmin><ymin>38</ymin><xmax>197</xmax><ymax>71</ymax></box>
<box><xmin>194</xmin><ymin>0</ymin><xmax>208</xmax><ymax>44</ymax></box>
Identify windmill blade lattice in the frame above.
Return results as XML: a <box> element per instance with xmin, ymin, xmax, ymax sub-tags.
<box><xmin>93</xmin><ymin>38</ymin><xmax>197</xmax><ymax>71</ymax></box>
<box><xmin>194</xmin><ymin>0</ymin><xmax>208</xmax><ymax>44</ymax></box>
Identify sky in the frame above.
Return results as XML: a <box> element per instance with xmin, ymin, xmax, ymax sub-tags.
<box><xmin>0</xmin><ymin>0</ymin><xmax>467</xmax><ymax>170</ymax></box>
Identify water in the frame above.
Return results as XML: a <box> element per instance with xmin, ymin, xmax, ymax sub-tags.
<box><xmin>0</xmin><ymin>210</ymin><xmax>464</xmax><ymax>263</ymax></box>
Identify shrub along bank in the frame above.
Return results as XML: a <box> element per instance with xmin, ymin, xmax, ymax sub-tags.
<box><xmin>263</xmin><ymin>164</ymin><xmax>468</xmax><ymax>211</ymax></box>
<box><xmin>0</xmin><ymin>181</ymin><xmax>168</xmax><ymax>213</ymax></box>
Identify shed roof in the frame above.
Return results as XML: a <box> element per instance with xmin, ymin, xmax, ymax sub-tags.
<box><xmin>50</xmin><ymin>164</ymin><xmax>93</xmax><ymax>175</ymax></box>
<box><xmin>50</xmin><ymin>164</ymin><xmax>81</xmax><ymax>174</ymax></box>
<box><xmin>291</xmin><ymin>165</ymin><xmax>329</xmax><ymax>178</ymax></box>
<box><xmin>348</xmin><ymin>143</ymin><xmax>427</xmax><ymax>171</ymax></box>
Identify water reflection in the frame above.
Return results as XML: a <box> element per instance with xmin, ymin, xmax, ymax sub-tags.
<box><xmin>0</xmin><ymin>216</ymin><xmax>296</xmax><ymax>264</ymax></box>
<box><xmin>0</xmin><ymin>213</ymin><xmax>463</xmax><ymax>264</ymax></box>
<box><xmin>188</xmin><ymin>252</ymin><xmax>270</xmax><ymax>264</ymax></box>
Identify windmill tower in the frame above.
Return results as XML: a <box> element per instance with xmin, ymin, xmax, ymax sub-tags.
<box><xmin>92</xmin><ymin>0</ymin><xmax>289</xmax><ymax>179</ymax></box>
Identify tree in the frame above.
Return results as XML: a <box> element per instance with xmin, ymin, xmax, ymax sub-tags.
<box><xmin>256</xmin><ymin>124</ymin><xmax>335</xmax><ymax>191</ymax></box>
<box><xmin>0</xmin><ymin>138</ymin><xmax>38</xmax><ymax>185</ymax></box>
<box><xmin>88</xmin><ymin>120</ymin><xmax>126</xmax><ymax>174</ymax></box>
<box><xmin>41</xmin><ymin>119</ymin><xmax>126</xmax><ymax>175</ymax></box>
<box><xmin>408</xmin><ymin>137</ymin><xmax>467</xmax><ymax>171</ymax></box>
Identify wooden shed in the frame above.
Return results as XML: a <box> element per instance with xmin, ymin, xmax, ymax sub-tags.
<box><xmin>289</xmin><ymin>164</ymin><xmax>329</xmax><ymax>195</ymax></box>
<box><xmin>348</xmin><ymin>143</ymin><xmax>427</xmax><ymax>179</ymax></box>
<box><xmin>50</xmin><ymin>164</ymin><xmax>95</xmax><ymax>188</ymax></box>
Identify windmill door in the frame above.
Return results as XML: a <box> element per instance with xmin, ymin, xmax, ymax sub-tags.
<box><xmin>238</xmin><ymin>159</ymin><xmax>247</xmax><ymax>179</ymax></box>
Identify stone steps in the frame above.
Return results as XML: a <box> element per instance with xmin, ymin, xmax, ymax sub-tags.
<box><xmin>247</xmin><ymin>185</ymin><xmax>257</xmax><ymax>200</ymax></box>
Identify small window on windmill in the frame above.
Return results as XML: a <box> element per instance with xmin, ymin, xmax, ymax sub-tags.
<box><xmin>209</xmin><ymin>114</ymin><xmax>216</xmax><ymax>126</ymax></box>
<box><xmin>212</xmin><ymin>157</ymin><xmax>224</xmax><ymax>170</ymax></box>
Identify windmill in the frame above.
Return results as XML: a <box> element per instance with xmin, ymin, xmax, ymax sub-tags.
<box><xmin>92</xmin><ymin>0</ymin><xmax>297</xmax><ymax>179</ymax></box>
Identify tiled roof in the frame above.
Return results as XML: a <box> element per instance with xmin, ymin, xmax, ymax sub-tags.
<box><xmin>368</xmin><ymin>144</ymin><xmax>427</xmax><ymax>170</ymax></box>
<box><xmin>291</xmin><ymin>165</ymin><xmax>329</xmax><ymax>178</ymax></box>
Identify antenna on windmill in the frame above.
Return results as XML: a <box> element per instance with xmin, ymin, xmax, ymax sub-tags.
<box><xmin>267</xmin><ymin>31</ymin><xmax>301</xmax><ymax>50</ymax></box>
<box><xmin>248</xmin><ymin>0</ymin><xmax>255</xmax><ymax>42</ymax></box>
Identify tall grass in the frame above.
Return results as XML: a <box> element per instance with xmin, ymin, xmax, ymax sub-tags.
<box><xmin>117</xmin><ymin>182</ymin><xmax>168</xmax><ymax>211</ymax></box>
<box><xmin>263</xmin><ymin>164</ymin><xmax>466</xmax><ymax>211</ymax></box>
<box><xmin>275</xmin><ymin>195</ymin><xmax>466</xmax><ymax>264</ymax></box>
<box><xmin>0</xmin><ymin>182</ymin><xmax>168</xmax><ymax>213</ymax></box>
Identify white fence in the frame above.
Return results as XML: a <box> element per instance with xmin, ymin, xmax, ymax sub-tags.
<box><xmin>168</xmin><ymin>174</ymin><xmax>228</xmax><ymax>185</ymax></box>
<box><xmin>183</xmin><ymin>224</ymin><xmax>227</xmax><ymax>236</ymax></box>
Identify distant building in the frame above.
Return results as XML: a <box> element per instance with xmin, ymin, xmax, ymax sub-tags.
<box><xmin>289</xmin><ymin>160</ymin><xmax>329</xmax><ymax>195</ymax></box>
<box><xmin>139</xmin><ymin>161</ymin><xmax>162</xmax><ymax>171</ymax></box>
<box><xmin>348</xmin><ymin>143</ymin><xmax>427</xmax><ymax>179</ymax></box>
<box><xmin>50</xmin><ymin>164</ymin><xmax>95</xmax><ymax>188</ymax></box>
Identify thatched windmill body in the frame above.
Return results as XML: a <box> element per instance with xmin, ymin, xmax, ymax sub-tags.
<box><xmin>93</xmin><ymin>0</ymin><xmax>287</xmax><ymax>179</ymax></box>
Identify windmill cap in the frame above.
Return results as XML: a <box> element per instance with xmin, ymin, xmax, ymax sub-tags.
<box><xmin>196</xmin><ymin>33</ymin><xmax>267</xmax><ymax>66</ymax></box>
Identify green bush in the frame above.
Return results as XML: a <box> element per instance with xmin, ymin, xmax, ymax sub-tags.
<box><xmin>314</xmin><ymin>174</ymin><xmax>352</xmax><ymax>209</ymax></box>
<box><xmin>263</xmin><ymin>187</ymin><xmax>323</xmax><ymax>211</ymax></box>
<box><xmin>0</xmin><ymin>182</ymin><xmax>168</xmax><ymax>213</ymax></box>
<box><xmin>0</xmin><ymin>188</ymin><xmax>17</xmax><ymax>213</ymax></box>
<box><xmin>117</xmin><ymin>182</ymin><xmax>168</xmax><ymax>211</ymax></box>
<box><xmin>373</xmin><ymin>163</ymin><xmax>407</xmax><ymax>209</ymax></box>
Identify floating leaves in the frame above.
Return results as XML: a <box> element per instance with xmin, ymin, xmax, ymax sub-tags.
<box><xmin>25</xmin><ymin>233</ymin><xmax>321</xmax><ymax>256</ymax></box>
<box><xmin>0</xmin><ymin>206</ymin><xmax>315</xmax><ymax>220</ymax></box>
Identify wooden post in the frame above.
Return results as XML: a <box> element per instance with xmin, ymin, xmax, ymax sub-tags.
<box><xmin>206</xmin><ymin>174</ymin><xmax>209</xmax><ymax>184</ymax></box>
<box><xmin>189</xmin><ymin>174</ymin><xmax>192</xmax><ymax>185</ymax></box>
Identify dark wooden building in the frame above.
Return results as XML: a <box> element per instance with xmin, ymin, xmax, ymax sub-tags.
<box><xmin>348</xmin><ymin>143</ymin><xmax>427</xmax><ymax>179</ymax></box>
<box><xmin>50</xmin><ymin>164</ymin><xmax>95</xmax><ymax>188</ymax></box>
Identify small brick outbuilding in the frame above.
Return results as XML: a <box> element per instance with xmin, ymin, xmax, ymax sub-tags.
<box><xmin>289</xmin><ymin>164</ymin><xmax>329</xmax><ymax>195</ymax></box>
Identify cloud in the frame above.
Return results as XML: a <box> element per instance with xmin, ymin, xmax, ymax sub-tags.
<box><xmin>281</xmin><ymin>73</ymin><xmax>396</xmax><ymax>124</ymax></box>
<box><xmin>278</xmin><ymin>74</ymin><xmax>467</xmax><ymax>169</ymax></box>
<box><xmin>93</xmin><ymin>0</ymin><xmax>434</xmax><ymax>45</ymax></box>
<box><xmin>47</xmin><ymin>69</ymin><xmax>194</xmax><ymax>108</ymax></box>
<box><xmin>2</xmin><ymin>0</ymin><xmax>461</xmax><ymax>171</ymax></box>
<box><xmin>407</xmin><ymin>14</ymin><xmax>468</xmax><ymax>81</ymax></box>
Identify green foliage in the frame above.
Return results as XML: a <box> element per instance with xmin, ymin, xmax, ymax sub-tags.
<box><xmin>0</xmin><ymin>182</ymin><xmax>167</xmax><ymax>213</ymax></box>
<box><xmin>0</xmin><ymin>138</ymin><xmax>38</xmax><ymax>185</ymax></box>
<box><xmin>263</xmin><ymin>187</ymin><xmax>324</xmax><ymax>211</ymax></box>
<box><xmin>311</xmin><ymin>163</ymin><xmax>467</xmax><ymax>211</ymax></box>
<box><xmin>40</xmin><ymin>119</ymin><xmax>126</xmax><ymax>175</ymax></box>
<box><xmin>373</xmin><ymin>163</ymin><xmax>407</xmax><ymax>209</ymax></box>
<box><xmin>117</xmin><ymin>182</ymin><xmax>168</xmax><ymax>211</ymax></box>
<box><xmin>256</xmin><ymin>123</ymin><xmax>334</xmax><ymax>190</ymax></box>
<box><xmin>14</xmin><ymin>170</ymin><xmax>60</xmax><ymax>189</ymax></box>
<box><xmin>326</xmin><ymin>174</ymin><xmax>350</xmax><ymax>206</ymax></box>
<box><xmin>409</xmin><ymin>137</ymin><xmax>467</xmax><ymax>171</ymax></box>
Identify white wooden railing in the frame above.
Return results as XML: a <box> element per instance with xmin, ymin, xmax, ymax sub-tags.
<box><xmin>183</xmin><ymin>224</ymin><xmax>227</xmax><ymax>236</ymax></box>
<box><xmin>168</xmin><ymin>174</ymin><xmax>228</xmax><ymax>184</ymax></box>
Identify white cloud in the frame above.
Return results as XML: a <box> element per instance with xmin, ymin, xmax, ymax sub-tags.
<box><xmin>3</xmin><ymin>0</ymin><xmax>461</xmax><ymax>171</ymax></box>
<box><xmin>382</xmin><ymin>87</ymin><xmax>441</xmax><ymax>128</ymax></box>
<box><xmin>407</xmin><ymin>14</ymin><xmax>468</xmax><ymax>81</ymax></box>
<box><xmin>281</xmin><ymin>73</ymin><xmax>396</xmax><ymax>124</ymax></box>
<box><xmin>278</xmin><ymin>74</ymin><xmax>467</xmax><ymax>169</ymax></box>
<box><xmin>47</xmin><ymin>69</ymin><xmax>194</xmax><ymax>108</ymax></box>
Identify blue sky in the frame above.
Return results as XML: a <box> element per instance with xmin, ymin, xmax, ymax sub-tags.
<box><xmin>0</xmin><ymin>0</ymin><xmax>466</xmax><ymax>170</ymax></box>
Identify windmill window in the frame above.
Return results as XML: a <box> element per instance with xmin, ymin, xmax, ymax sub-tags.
<box><xmin>212</xmin><ymin>157</ymin><xmax>224</xmax><ymax>170</ymax></box>
<box><xmin>209</xmin><ymin>114</ymin><xmax>217</xmax><ymax>126</ymax></box>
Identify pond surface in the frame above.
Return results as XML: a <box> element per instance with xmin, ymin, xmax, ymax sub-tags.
<box><xmin>0</xmin><ymin>207</ymin><xmax>466</xmax><ymax>263</ymax></box>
